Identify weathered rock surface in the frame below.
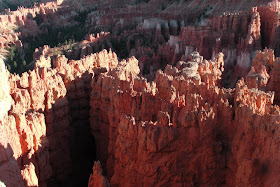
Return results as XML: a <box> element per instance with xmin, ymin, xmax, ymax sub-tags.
<box><xmin>0</xmin><ymin>57</ymin><xmax>25</xmax><ymax>187</ymax></box>
<box><xmin>0</xmin><ymin>49</ymin><xmax>117</xmax><ymax>186</ymax></box>
<box><xmin>1</xmin><ymin>0</ymin><xmax>280</xmax><ymax>186</ymax></box>
<box><xmin>88</xmin><ymin>161</ymin><xmax>109</xmax><ymax>187</ymax></box>
<box><xmin>2</xmin><ymin>44</ymin><xmax>280</xmax><ymax>186</ymax></box>
<box><xmin>88</xmin><ymin>50</ymin><xmax>280</xmax><ymax>186</ymax></box>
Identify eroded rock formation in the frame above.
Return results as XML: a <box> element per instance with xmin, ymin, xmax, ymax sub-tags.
<box><xmin>88</xmin><ymin>50</ymin><xmax>280</xmax><ymax>186</ymax></box>
<box><xmin>88</xmin><ymin>161</ymin><xmax>109</xmax><ymax>187</ymax></box>
<box><xmin>1</xmin><ymin>0</ymin><xmax>280</xmax><ymax>186</ymax></box>
<box><xmin>0</xmin><ymin>49</ymin><xmax>117</xmax><ymax>186</ymax></box>
<box><xmin>1</xmin><ymin>43</ymin><xmax>280</xmax><ymax>186</ymax></box>
<box><xmin>0</xmin><ymin>57</ymin><xmax>25</xmax><ymax>187</ymax></box>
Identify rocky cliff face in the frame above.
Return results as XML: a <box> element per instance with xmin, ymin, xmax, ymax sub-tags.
<box><xmin>88</xmin><ymin>50</ymin><xmax>280</xmax><ymax>186</ymax></box>
<box><xmin>0</xmin><ymin>50</ymin><xmax>118</xmax><ymax>186</ymax></box>
<box><xmin>1</xmin><ymin>0</ymin><xmax>280</xmax><ymax>186</ymax></box>
<box><xmin>1</xmin><ymin>47</ymin><xmax>280</xmax><ymax>186</ymax></box>
<box><xmin>0</xmin><ymin>57</ymin><xmax>25</xmax><ymax>186</ymax></box>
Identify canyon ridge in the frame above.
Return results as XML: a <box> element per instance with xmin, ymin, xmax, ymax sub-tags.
<box><xmin>1</xmin><ymin>0</ymin><xmax>280</xmax><ymax>186</ymax></box>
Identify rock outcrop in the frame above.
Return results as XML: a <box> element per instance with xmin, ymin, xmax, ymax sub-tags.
<box><xmin>88</xmin><ymin>50</ymin><xmax>280</xmax><ymax>186</ymax></box>
<box><xmin>88</xmin><ymin>161</ymin><xmax>109</xmax><ymax>187</ymax></box>
<box><xmin>0</xmin><ymin>57</ymin><xmax>25</xmax><ymax>187</ymax></box>
<box><xmin>1</xmin><ymin>43</ymin><xmax>280</xmax><ymax>186</ymax></box>
<box><xmin>0</xmin><ymin>49</ymin><xmax>118</xmax><ymax>186</ymax></box>
<box><xmin>1</xmin><ymin>0</ymin><xmax>280</xmax><ymax>186</ymax></box>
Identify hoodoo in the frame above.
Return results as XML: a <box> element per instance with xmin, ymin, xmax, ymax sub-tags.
<box><xmin>1</xmin><ymin>0</ymin><xmax>280</xmax><ymax>186</ymax></box>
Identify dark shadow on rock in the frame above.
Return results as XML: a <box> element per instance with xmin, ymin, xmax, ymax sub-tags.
<box><xmin>0</xmin><ymin>143</ymin><xmax>24</xmax><ymax>186</ymax></box>
<box><xmin>63</xmin><ymin>71</ymin><xmax>97</xmax><ymax>187</ymax></box>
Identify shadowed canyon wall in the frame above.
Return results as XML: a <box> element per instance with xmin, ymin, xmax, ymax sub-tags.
<box><xmin>0</xmin><ymin>50</ymin><xmax>117</xmax><ymax>186</ymax></box>
<box><xmin>89</xmin><ymin>51</ymin><xmax>280</xmax><ymax>186</ymax></box>
<box><xmin>2</xmin><ymin>48</ymin><xmax>280</xmax><ymax>186</ymax></box>
<box><xmin>1</xmin><ymin>0</ymin><xmax>280</xmax><ymax>186</ymax></box>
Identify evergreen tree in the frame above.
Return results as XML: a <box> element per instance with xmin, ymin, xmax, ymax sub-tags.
<box><xmin>13</xmin><ymin>61</ymin><xmax>17</xmax><ymax>68</ymax></box>
<box><xmin>7</xmin><ymin>64</ymin><xmax>11</xmax><ymax>72</ymax></box>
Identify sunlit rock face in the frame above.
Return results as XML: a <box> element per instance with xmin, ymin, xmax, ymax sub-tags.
<box><xmin>2</xmin><ymin>0</ymin><xmax>280</xmax><ymax>186</ymax></box>
<box><xmin>0</xmin><ymin>58</ymin><xmax>12</xmax><ymax>120</ymax></box>
<box><xmin>0</xmin><ymin>50</ymin><xmax>118</xmax><ymax>186</ymax></box>
<box><xmin>89</xmin><ymin>51</ymin><xmax>280</xmax><ymax>186</ymax></box>
<box><xmin>1</xmin><ymin>49</ymin><xmax>280</xmax><ymax>186</ymax></box>
<box><xmin>0</xmin><ymin>57</ymin><xmax>25</xmax><ymax>187</ymax></box>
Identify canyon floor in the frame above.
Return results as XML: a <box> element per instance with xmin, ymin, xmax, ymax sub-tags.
<box><xmin>1</xmin><ymin>0</ymin><xmax>280</xmax><ymax>186</ymax></box>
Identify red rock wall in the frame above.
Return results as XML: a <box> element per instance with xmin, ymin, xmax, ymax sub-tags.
<box><xmin>0</xmin><ymin>49</ymin><xmax>118</xmax><ymax>186</ymax></box>
<box><xmin>89</xmin><ymin>51</ymin><xmax>280</xmax><ymax>186</ymax></box>
<box><xmin>178</xmin><ymin>7</ymin><xmax>262</xmax><ymax>59</ymax></box>
<box><xmin>1</xmin><ymin>47</ymin><xmax>280</xmax><ymax>186</ymax></box>
<box><xmin>88</xmin><ymin>161</ymin><xmax>109</xmax><ymax>187</ymax></box>
<box><xmin>2</xmin><ymin>0</ymin><xmax>280</xmax><ymax>186</ymax></box>
<box><xmin>257</xmin><ymin>1</ymin><xmax>280</xmax><ymax>49</ymax></box>
<box><xmin>0</xmin><ymin>59</ymin><xmax>25</xmax><ymax>186</ymax></box>
<box><xmin>7</xmin><ymin>63</ymin><xmax>69</xmax><ymax>186</ymax></box>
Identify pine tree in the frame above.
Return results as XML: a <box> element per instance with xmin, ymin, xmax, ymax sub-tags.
<box><xmin>13</xmin><ymin>61</ymin><xmax>17</xmax><ymax>68</ymax></box>
<box><xmin>7</xmin><ymin>64</ymin><xmax>11</xmax><ymax>71</ymax></box>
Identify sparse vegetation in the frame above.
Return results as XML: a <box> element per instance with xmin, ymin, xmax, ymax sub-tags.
<box><xmin>16</xmin><ymin>9</ymin><xmax>100</xmax><ymax>70</ymax></box>
<box><xmin>136</xmin><ymin>0</ymin><xmax>150</xmax><ymax>5</ymax></box>
<box><xmin>5</xmin><ymin>46</ymin><xmax>26</xmax><ymax>73</ymax></box>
